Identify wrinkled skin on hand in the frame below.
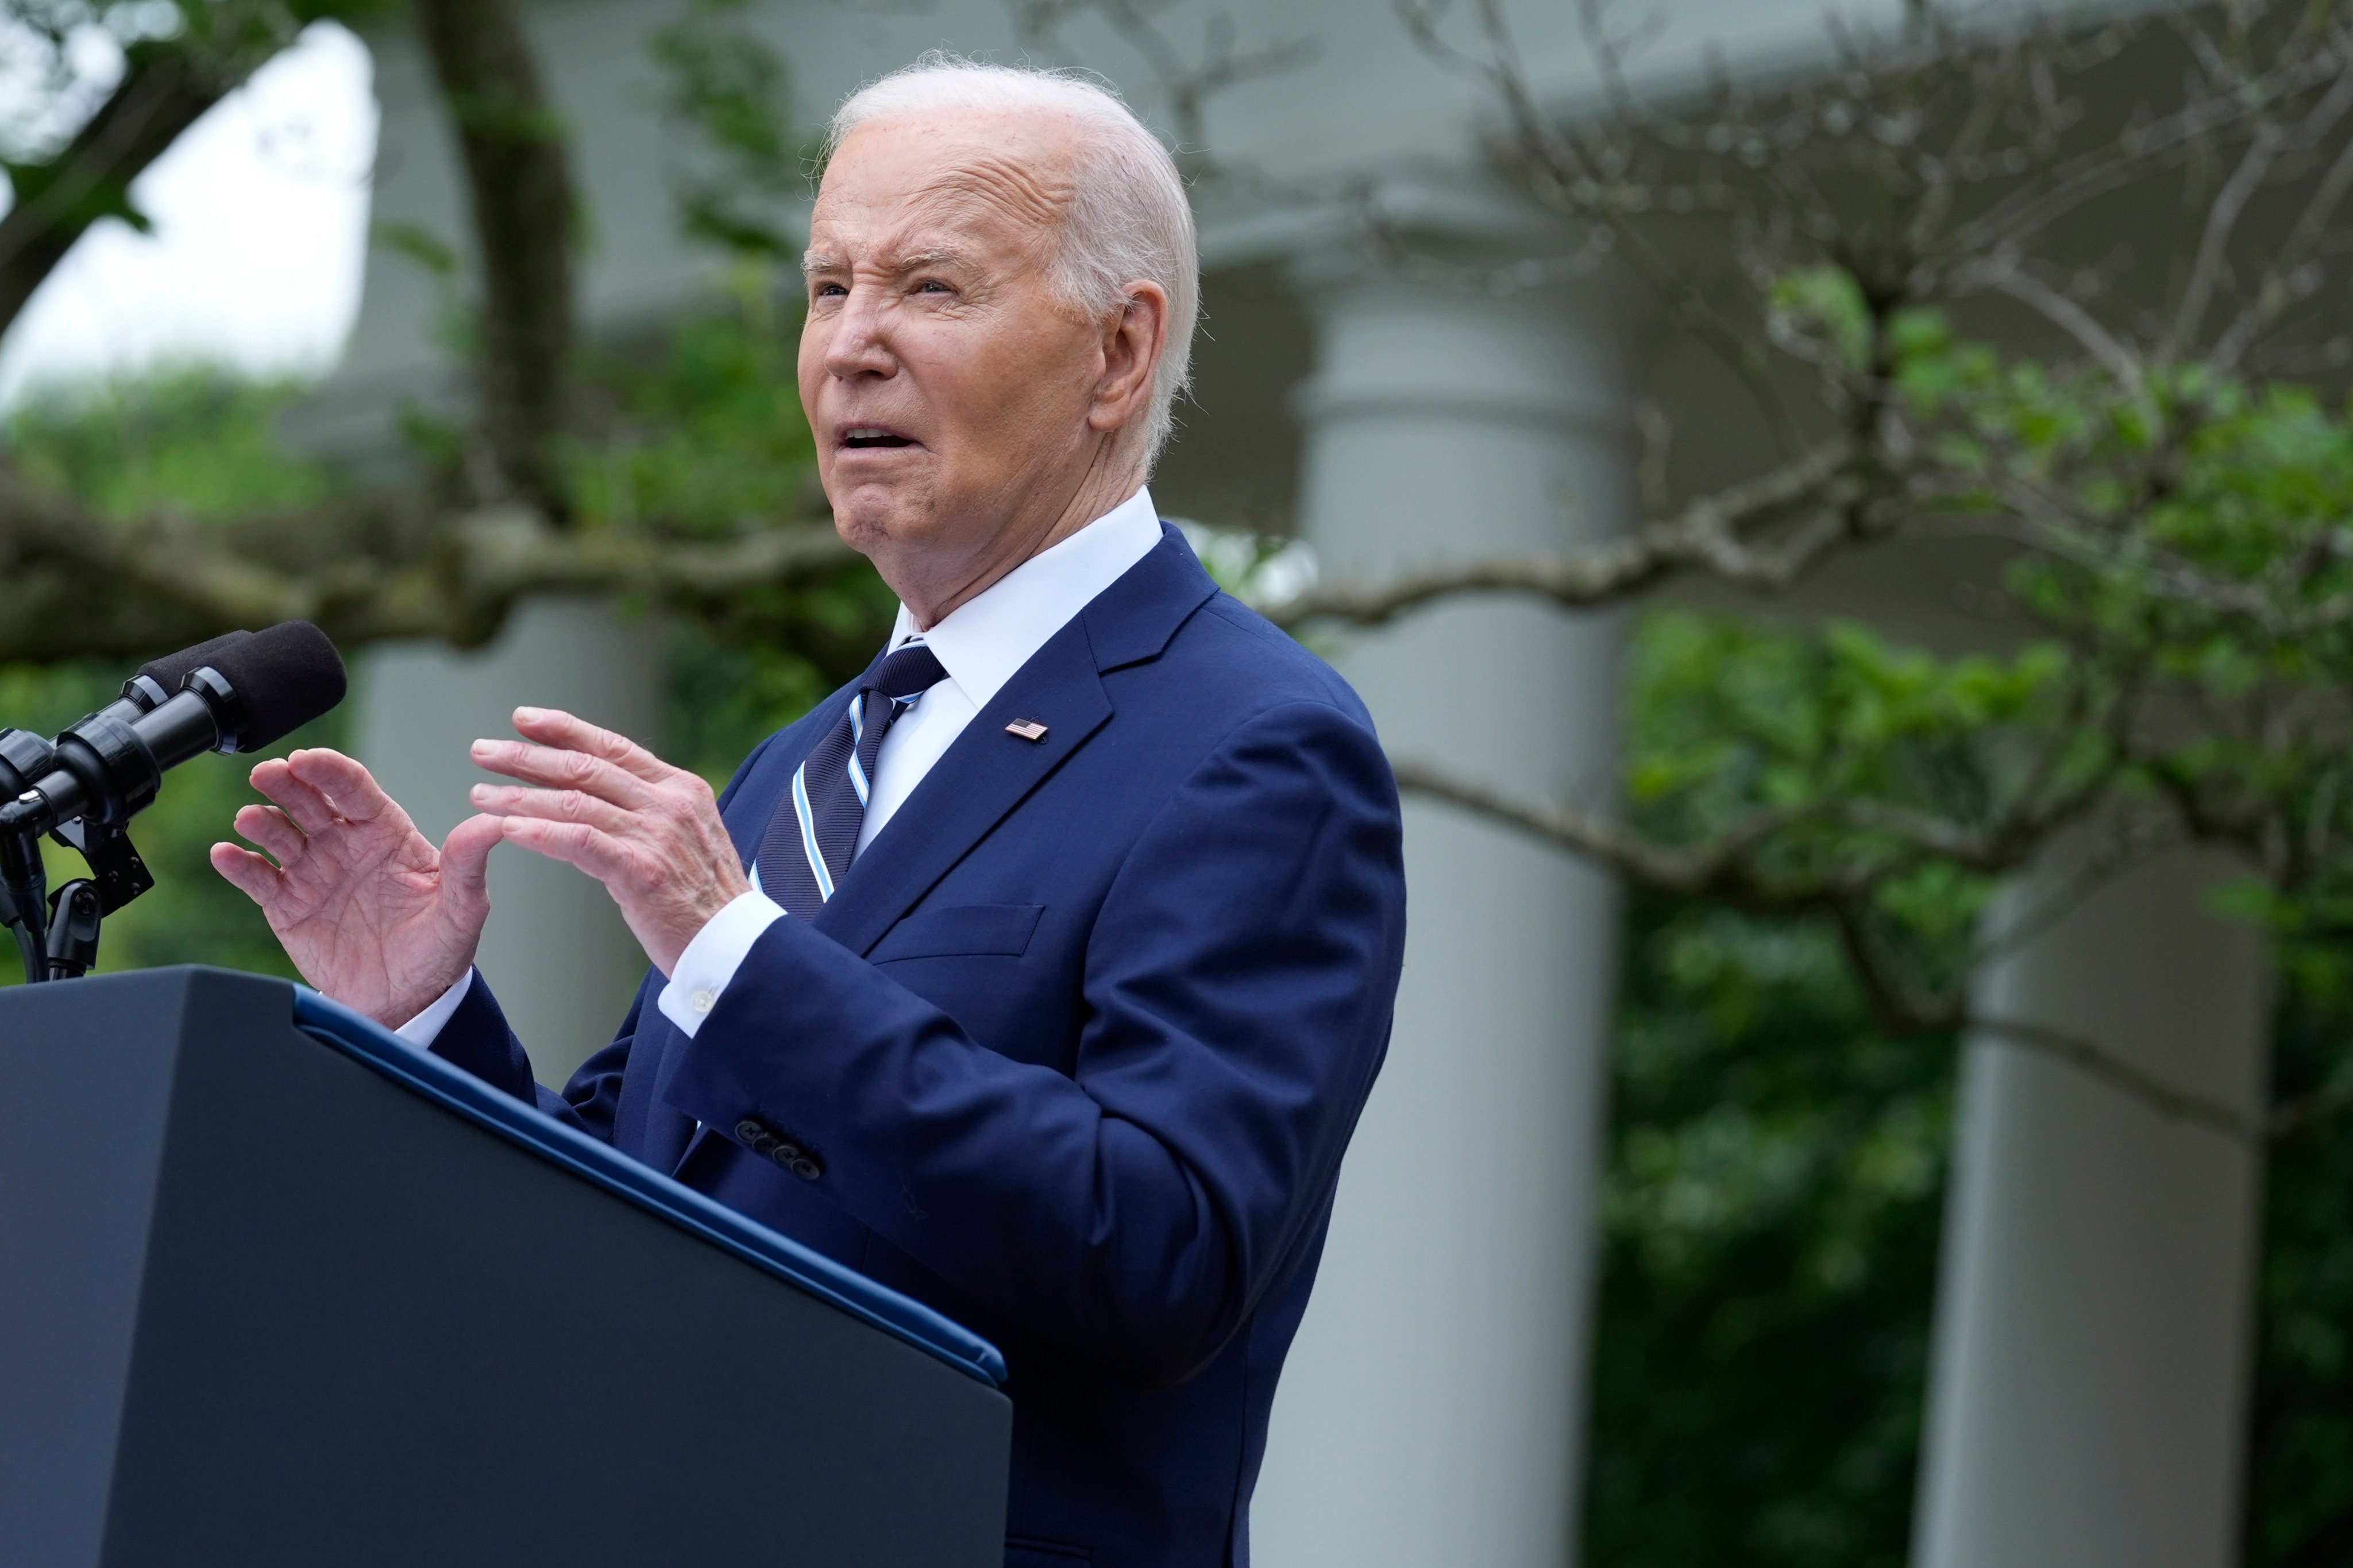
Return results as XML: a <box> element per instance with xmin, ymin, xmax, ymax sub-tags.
<box><xmin>211</xmin><ymin>748</ymin><xmax>503</xmax><ymax>1029</ymax></box>
<box><xmin>465</xmin><ymin>705</ymin><xmax>751</xmax><ymax>978</ymax></box>
<box><xmin>214</xmin><ymin>708</ymin><xmax>750</xmax><ymax>1028</ymax></box>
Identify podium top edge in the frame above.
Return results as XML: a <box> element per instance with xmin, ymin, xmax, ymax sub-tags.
<box><xmin>279</xmin><ymin>978</ymin><xmax>1007</xmax><ymax>1388</ymax></box>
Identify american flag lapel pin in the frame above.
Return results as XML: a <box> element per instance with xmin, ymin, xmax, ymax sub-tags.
<box><xmin>1004</xmin><ymin>718</ymin><xmax>1050</xmax><ymax>742</ymax></box>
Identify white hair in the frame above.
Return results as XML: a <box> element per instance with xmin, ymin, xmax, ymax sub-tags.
<box><xmin>825</xmin><ymin>56</ymin><xmax>1199</xmax><ymax>463</ymax></box>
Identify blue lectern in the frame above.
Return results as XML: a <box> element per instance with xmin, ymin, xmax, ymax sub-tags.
<box><xmin>0</xmin><ymin>966</ymin><xmax>1011</xmax><ymax>1566</ymax></box>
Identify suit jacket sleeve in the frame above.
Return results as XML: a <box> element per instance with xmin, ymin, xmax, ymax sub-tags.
<box><xmin>429</xmin><ymin>733</ymin><xmax>784</xmax><ymax>1136</ymax></box>
<box><xmin>662</xmin><ymin>698</ymin><xmax>1408</xmax><ymax>1384</ymax></box>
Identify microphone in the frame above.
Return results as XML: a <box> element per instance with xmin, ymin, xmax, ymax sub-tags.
<box><xmin>0</xmin><ymin>621</ymin><xmax>348</xmax><ymax>836</ymax></box>
<box><xmin>0</xmin><ymin>629</ymin><xmax>254</xmax><ymax>802</ymax></box>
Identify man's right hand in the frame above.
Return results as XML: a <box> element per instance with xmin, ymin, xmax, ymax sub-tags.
<box><xmin>210</xmin><ymin>748</ymin><xmax>505</xmax><ymax>1030</ymax></box>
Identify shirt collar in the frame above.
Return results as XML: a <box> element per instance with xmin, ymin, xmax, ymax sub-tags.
<box><xmin>884</xmin><ymin>486</ymin><xmax>1163</xmax><ymax>711</ymax></box>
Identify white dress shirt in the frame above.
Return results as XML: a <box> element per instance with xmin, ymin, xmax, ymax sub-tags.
<box><xmin>396</xmin><ymin>485</ymin><xmax>1165</xmax><ymax>1049</ymax></box>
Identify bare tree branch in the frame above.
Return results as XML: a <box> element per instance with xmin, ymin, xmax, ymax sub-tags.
<box><xmin>1264</xmin><ymin>438</ymin><xmax>1867</xmax><ymax>628</ymax></box>
<box><xmin>1974</xmin><ymin>1016</ymin><xmax>2260</xmax><ymax>1144</ymax></box>
<box><xmin>1391</xmin><ymin>756</ymin><xmax>2259</xmax><ymax>1141</ymax></box>
<box><xmin>0</xmin><ymin>470</ymin><xmax>862</xmax><ymax>662</ymax></box>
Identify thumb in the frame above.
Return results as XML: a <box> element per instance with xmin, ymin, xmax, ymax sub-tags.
<box><xmin>439</xmin><ymin>813</ymin><xmax>507</xmax><ymax>901</ymax></box>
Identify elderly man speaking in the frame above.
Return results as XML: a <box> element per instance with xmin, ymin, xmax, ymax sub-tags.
<box><xmin>213</xmin><ymin>58</ymin><xmax>1406</xmax><ymax>1568</ymax></box>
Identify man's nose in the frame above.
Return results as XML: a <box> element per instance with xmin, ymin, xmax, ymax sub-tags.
<box><xmin>824</xmin><ymin>288</ymin><xmax>897</xmax><ymax>379</ymax></box>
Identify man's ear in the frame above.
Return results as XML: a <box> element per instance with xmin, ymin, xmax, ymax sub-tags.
<box><xmin>1088</xmin><ymin>280</ymin><xmax>1170</xmax><ymax>434</ymax></box>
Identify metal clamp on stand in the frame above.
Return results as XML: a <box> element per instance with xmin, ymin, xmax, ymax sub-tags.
<box><xmin>43</xmin><ymin>880</ymin><xmax>101</xmax><ymax>980</ymax></box>
<box><xmin>52</xmin><ymin>819</ymin><xmax>155</xmax><ymax>915</ymax></box>
<box><xmin>0</xmin><ymin>725</ymin><xmax>160</xmax><ymax>985</ymax></box>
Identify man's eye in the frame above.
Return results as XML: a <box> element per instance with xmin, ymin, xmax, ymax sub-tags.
<box><xmin>915</xmin><ymin>279</ymin><xmax>952</xmax><ymax>294</ymax></box>
<box><xmin>813</xmin><ymin>281</ymin><xmax>847</xmax><ymax>299</ymax></box>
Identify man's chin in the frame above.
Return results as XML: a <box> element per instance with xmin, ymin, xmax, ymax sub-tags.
<box><xmin>828</xmin><ymin>493</ymin><xmax>936</xmax><ymax>558</ymax></box>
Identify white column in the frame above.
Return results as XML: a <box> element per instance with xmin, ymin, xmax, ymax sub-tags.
<box><xmin>353</xmin><ymin>597</ymin><xmax>664</xmax><ymax>1086</ymax></box>
<box><xmin>1914</xmin><ymin>847</ymin><xmax>2269</xmax><ymax>1568</ymax></box>
<box><xmin>1248</xmin><ymin>250</ymin><xmax>1640</xmax><ymax>1567</ymax></box>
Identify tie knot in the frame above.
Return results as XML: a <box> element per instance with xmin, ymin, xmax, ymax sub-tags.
<box><xmin>868</xmin><ymin>640</ymin><xmax>948</xmax><ymax>705</ymax></box>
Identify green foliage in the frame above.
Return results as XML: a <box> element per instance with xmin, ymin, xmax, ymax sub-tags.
<box><xmin>1596</xmin><ymin>595</ymin><xmax>2353</xmax><ymax>1561</ymax></box>
<box><xmin>648</xmin><ymin>0</ymin><xmax>807</xmax><ymax>262</ymax></box>
<box><xmin>5</xmin><ymin>365</ymin><xmax>334</xmax><ymax>519</ymax></box>
<box><xmin>2250</xmin><ymin>955</ymin><xmax>2353</xmax><ymax>1566</ymax></box>
<box><xmin>570</xmin><ymin>275</ymin><xmax>816</xmax><ymax>540</ymax></box>
<box><xmin>1606</xmin><ymin>295</ymin><xmax>2353</xmax><ymax>1040</ymax></box>
<box><xmin>1584</xmin><ymin>888</ymin><xmax>1949</xmax><ymax>1568</ymax></box>
<box><xmin>0</xmin><ymin>152</ymin><xmax>148</xmax><ymax>231</ymax></box>
<box><xmin>1625</xmin><ymin>607</ymin><xmax>2080</xmax><ymax>1010</ymax></box>
<box><xmin>1581</xmin><ymin>611</ymin><xmax>1957</xmax><ymax>1565</ymax></box>
<box><xmin>1896</xmin><ymin>309</ymin><xmax>2353</xmax><ymax>955</ymax></box>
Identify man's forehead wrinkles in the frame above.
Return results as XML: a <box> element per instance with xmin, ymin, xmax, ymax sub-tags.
<box><xmin>801</xmin><ymin>234</ymin><xmax>985</xmax><ymax>276</ymax></box>
<box><xmin>913</xmin><ymin>155</ymin><xmax>1074</xmax><ymax>233</ymax></box>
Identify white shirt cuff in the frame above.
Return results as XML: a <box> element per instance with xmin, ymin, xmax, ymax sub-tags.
<box><xmin>395</xmin><ymin>967</ymin><xmax>476</xmax><ymax>1048</ymax></box>
<box><xmin>658</xmin><ymin>890</ymin><xmax>787</xmax><ymax>1037</ymax></box>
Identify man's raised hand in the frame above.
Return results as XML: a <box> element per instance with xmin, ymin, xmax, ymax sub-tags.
<box><xmin>210</xmin><ymin>749</ymin><xmax>503</xmax><ymax>1029</ymax></box>
<box><xmin>466</xmin><ymin>706</ymin><xmax>750</xmax><ymax>977</ymax></box>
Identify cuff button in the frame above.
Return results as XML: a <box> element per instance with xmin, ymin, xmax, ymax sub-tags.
<box><xmin>690</xmin><ymin>987</ymin><xmax>717</xmax><ymax>1014</ymax></box>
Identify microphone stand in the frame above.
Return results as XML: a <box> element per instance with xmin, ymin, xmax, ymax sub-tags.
<box><xmin>0</xmin><ymin>728</ymin><xmax>55</xmax><ymax>984</ymax></box>
<box><xmin>0</xmin><ymin>730</ymin><xmax>157</xmax><ymax>986</ymax></box>
<box><xmin>0</xmin><ymin>824</ymin><xmax>46</xmax><ymax>984</ymax></box>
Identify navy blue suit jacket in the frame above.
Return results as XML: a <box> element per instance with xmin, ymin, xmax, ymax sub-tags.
<box><xmin>433</xmin><ymin>526</ymin><xmax>1407</xmax><ymax>1567</ymax></box>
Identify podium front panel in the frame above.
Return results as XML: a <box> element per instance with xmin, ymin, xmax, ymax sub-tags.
<box><xmin>0</xmin><ymin>967</ymin><xmax>1012</xmax><ymax>1568</ymax></box>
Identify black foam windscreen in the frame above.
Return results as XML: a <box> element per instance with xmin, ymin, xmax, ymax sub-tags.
<box><xmin>202</xmin><ymin>621</ymin><xmax>348</xmax><ymax>751</ymax></box>
<box><xmin>136</xmin><ymin>630</ymin><xmax>252</xmax><ymax>693</ymax></box>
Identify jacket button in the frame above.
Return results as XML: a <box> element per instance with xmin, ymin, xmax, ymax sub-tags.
<box><xmin>788</xmin><ymin>1156</ymin><xmax>823</xmax><ymax>1181</ymax></box>
<box><xmin>735</xmin><ymin>1118</ymin><xmax>776</xmax><ymax>1152</ymax></box>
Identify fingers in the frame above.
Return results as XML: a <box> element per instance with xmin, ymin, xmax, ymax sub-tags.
<box><xmin>210</xmin><ymin>842</ymin><xmax>283</xmax><ymax>905</ymax></box>
<box><xmin>499</xmin><ymin>816</ymin><xmax>645</xmax><ymax>884</ymax></box>
<box><xmin>232</xmin><ymin>803</ymin><xmax>307</xmax><ymax>864</ymax></box>
<box><xmin>512</xmin><ymin>707</ymin><xmax>676</xmax><ymax>783</ymax></box>
<box><xmin>468</xmin><ymin>781</ymin><xmax>637</xmax><ymax>837</ymax></box>
<box><xmin>439</xmin><ymin>814</ymin><xmax>507</xmax><ymax>899</ymax></box>
<box><xmin>284</xmin><ymin>748</ymin><xmax>405</xmax><ymax>827</ymax></box>
<box><xmin>248</xmin><ymin>753</ymin><xmax>345</xmax><ymax>836</ymax></box>
<box><xmin>470</xmin><ymin>735</ymin><xmax>662</xmax><ymax>810</ymax></box>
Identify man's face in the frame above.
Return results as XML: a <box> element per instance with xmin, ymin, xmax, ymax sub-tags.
<box><xmin>799</xmin><ymin>112</ymin><xmax>1116</xmax><ymax>592</ymax></box>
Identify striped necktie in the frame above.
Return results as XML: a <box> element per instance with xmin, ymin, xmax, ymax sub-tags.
<box><xmin>757</xmin><ymin>639</ymin><xmax>949</xmax><ymax>920</ymax></box>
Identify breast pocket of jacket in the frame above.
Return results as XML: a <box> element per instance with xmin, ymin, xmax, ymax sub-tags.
<box><xmin>870</xmin><ymin>903</ymin><xmax>1046</xmax><ymax>964</ymax></box>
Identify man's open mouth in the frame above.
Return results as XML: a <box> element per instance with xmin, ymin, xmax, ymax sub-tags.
<box><xmin>841</xmin><ymin>426</ymin><xmax>917</xmax><ymax>450</ymax></box>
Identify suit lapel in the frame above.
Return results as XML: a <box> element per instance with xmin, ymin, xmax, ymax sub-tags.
<box><xmin>652</xmin><ymin>527</ymin><xmax>1218</xmax><ymax>1173</ymax></box>
<box><xmin>815</xmin><ymin>623</ymin><xmax>1112</xmax><ymax>957</ymax></box>
<box><xmin>817</xmin><ymin>526</ymin><xmax>1218</xmax><ymax>959</ymax></box>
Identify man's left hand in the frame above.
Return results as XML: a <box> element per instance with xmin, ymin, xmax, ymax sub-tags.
<box><xmin>469</xmin><ymin>707</ymin><xmax>751</xmax><ymax>976</ymax></box>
